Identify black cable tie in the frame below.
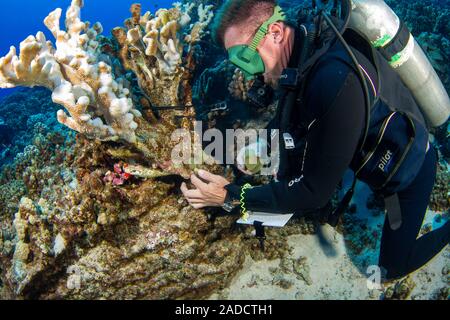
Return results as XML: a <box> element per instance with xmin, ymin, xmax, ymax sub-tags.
<box><xmin>253</xmin><ymin>221</ymin><xmax>266</xmax><ymax>252</ymax></box>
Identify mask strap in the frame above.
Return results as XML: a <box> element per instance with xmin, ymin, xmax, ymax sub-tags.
<box><xmin>248</xmin><ymin>5</ymin><xmax>287</xmax><ymax>51</ymax></box>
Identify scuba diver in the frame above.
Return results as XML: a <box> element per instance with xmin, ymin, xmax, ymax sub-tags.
<box><xmin>180</xmin><ymin>0</ymin><xmax>450</xmax><ymax>281</ymax></box>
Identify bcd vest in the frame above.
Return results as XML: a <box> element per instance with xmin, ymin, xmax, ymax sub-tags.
<box><xmin>277</xmin><ymin>28</ymin><xmax>430</xmax><ymax>228</ymax></box>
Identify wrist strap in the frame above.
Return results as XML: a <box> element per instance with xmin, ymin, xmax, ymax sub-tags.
<box><xmin>240</xmin><ymin>183</ymin><xmax>253</xmax><ymax>221</ymax></box>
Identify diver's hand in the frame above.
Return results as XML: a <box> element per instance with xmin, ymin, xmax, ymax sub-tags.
<box><xmin>181</xmin><ymin>170</ymin><xmax>229</xmax><ymax>209</ymax></box>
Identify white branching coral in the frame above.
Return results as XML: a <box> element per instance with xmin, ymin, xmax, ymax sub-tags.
<box><xmin>112</xmin><ymin>2</ymin><xmax>214</xmax><ymax>107</ymax></box>
<box><xmin>0</xmin><ymin>0</ymin><xmax>140</xmax><ymax>143</ymax></box>
<box><xmin>184</xmin><ymin>3</ymin><xmax>215</xmax><ymax>45</ymax></box>
<box><xmin>140</xmin><ymin>8</ymin><xmax>183</xmax><ymax>75</ymax></box>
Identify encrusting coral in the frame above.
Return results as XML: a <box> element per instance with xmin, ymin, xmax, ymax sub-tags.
<box><xmin>0</xmin><ymin>0</ymin><xmax>247</xmax><ymax>300</ymax></box>
<box><xmin>0</xmin><ymin>120</ymin><xmax>247</xmax><ymax>299</ymax></box>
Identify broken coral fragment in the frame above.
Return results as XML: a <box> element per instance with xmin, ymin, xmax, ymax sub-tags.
<box><xmin>53</xmin><ymin>234</ymin><xmax>67</xmax><ymax>257</ymax></box>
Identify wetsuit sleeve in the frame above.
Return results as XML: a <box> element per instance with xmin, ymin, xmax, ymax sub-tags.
<box><xmin>226</xmin><ymin>62</ymin><xmax>366</xmax><ymax>214</ymax></box>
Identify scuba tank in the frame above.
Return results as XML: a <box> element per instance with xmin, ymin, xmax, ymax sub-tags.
<box><xmin>348</xmin><ymin>0</ymin><xmax>450</xmax><ymax>127</ymax></box>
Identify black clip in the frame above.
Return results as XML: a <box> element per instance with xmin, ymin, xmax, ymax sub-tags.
<box><xmin>207</xmin><ymin>212</ymin><xmax>217</xmax><ymax>228</ymax></box>
<box><xmin>279</xmin><ymin>68</ymin><xmax>301</xmax><ymax>90</ymax></box>
<box><xmin>253</xmin><ymin>221</ymin><xmax>266</xmax><ymax>252</ymax></box>
<box><xmin>209</xmin><ymin>100</ymin><xmax>229</xmax><ymax>113</ymax></box>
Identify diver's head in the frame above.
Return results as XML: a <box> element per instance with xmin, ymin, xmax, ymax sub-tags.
<box><xmin>212</xmin><ymin>0</ymin><xmax>295</xmax><ymax>88</ymax></box>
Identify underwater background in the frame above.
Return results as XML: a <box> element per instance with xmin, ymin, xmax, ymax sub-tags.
<box><xmin>0</xmin><ymin>0</ymin><xmax>174</xmax><ymax>99</ymax></box>
<box><xmin>0</xmin><ymin>0</ymin><xmax>448</xmax><ymax>300</ymax></box>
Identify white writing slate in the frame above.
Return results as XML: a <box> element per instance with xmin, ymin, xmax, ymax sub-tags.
<box><xmin>237</xmin><ymin>212</ymin><xmax>294</xmax><ymax>228</ymax></box>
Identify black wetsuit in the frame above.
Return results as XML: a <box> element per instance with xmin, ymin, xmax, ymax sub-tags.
<box><xmin>226</xmin><ymin>40</ymin><xmax>450</xmax><ymax>280</ymax></box>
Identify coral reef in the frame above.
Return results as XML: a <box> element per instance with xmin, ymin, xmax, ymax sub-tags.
<box><xmin>385</xmin><ymin>0</ymin><xmax>449</xmax><ymax>36</ymax></box>
<box><xmin>384</xmin><ymin>277</ymin><xmax>416</xmax><ymax>300</ymax></box>
<box><xmin>0</xmin><ymin>87</ymin><xmax>73</xmax><ymax>167</ymax></box>
<box><xmin>0</xmin><ymin>122</ymin><xmax>74</xmax><ymax>219</ymax></box>
<box><xmin>277</xmin><ymin>255</ymin><xmax>314</xmax><ymax>286</ymax></box>
<box><xmin>0</xmin><ymin>0</ymin><xmax>448</xmax><ymax>301</ymax></box>
<box><xmin>0</xmin><ymin>120</ymin><xmax>314</xmax><ymax>299</ymax></box>
<box><xmin>0</xmin><ymin>0</ymin><xmax>246</xmax><ymax>300</ymax></box>
<box><xmin>385</xmin><ymin>0</ymin><xmax>450</xmax><ymax>95</ymax></box>
<box><xmin>0</xmin><ymin>131</ymin><xmax>247</xmax><ymax>299</ymax></box>
<box><xmin>0</xmin><ymin>0</ymin><xmax>215</xmax><ymax>177</ymax></box>
<box><xmin>0</xmin><ymin>0</ymin><xmax>313</xmax><ymax>301</ymax></box>
<box><xmin>429</xmin><ymin>159</ymin><xmax>450</xmax><ymax>213</ymax></box>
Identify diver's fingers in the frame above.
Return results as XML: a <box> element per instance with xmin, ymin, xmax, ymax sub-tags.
<box><xmin>197</xmin><ymin>170</ymin><xmax>218</xmax><ymax>183</ymax></box>
<box><xmin>191</xmin><ymin>203</ymin><xmax>207</xmax><ymax>209</ymax></box>
<box><xmin>190</xmin><ymin>174</ymin><xmax>207</xmax><ymax>191</ymax></box>
<box><xmin>180</xmin><ymin>182</ymin><xmax>193</xmax><ymax>198</ymax></box>
<box><xmin>187</xmin><ymin>198</ymin><xmax>206</xmax><ymax>205</ymax></box>
<box><xmin>181</xmin><ymin>182</ymin><xmax>189</xmax><ymax>194</ymax></box>
<box><xmin>181</xmin><ymin>182</ymin><xmax>203</xmax><ymax>199</ymax></box>
<box><xmin>185</xmin><ymin>190</ymin><xmax>204</xmax><ymax>199</ymax></box>
<box><xmin>198</xmin><ymin>170</ymin><xmax>230</xmax><ymax>186</ymax></box>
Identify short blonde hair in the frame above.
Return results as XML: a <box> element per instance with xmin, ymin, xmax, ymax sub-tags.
<box><xmin>211</xmin><ymin>0</ymin><xmax>277</xmax><ymax>47</ymax></box>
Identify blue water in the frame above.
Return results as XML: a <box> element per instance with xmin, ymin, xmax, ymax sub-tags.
<box><xmin>0</xmin><ymin>0</ymin><xmax>172</xmax><ymax>99</ymax></box>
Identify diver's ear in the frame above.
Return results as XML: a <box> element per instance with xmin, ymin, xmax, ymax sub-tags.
<box><xmin>268</xmin><ymin>22</ymin><xmax>285</xmax><ymax>44</ymax></box>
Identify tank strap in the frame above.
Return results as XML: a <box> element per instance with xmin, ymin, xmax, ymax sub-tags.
<box><xmin>379</xmin><ymin>21</ymin><xmax>411</xmax><ymax>62</ymax></box>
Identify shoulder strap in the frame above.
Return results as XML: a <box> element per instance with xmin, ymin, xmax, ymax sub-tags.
<box><xmin>278</xmin><ymin>25</ymin><xmax>339</xmax><ymax>134</ymax></box>
<box><xmin>276</xmin><ymin>26</ymin><xmax>315</xmax><ymax>178</ymax></box>
<box><xmin>313</xmin><ymin>12</ymin><xmax>380</xmax><ymax>227</ymax></box>
<box><xmin>343</xmin><ymin>28</ymin><xmax>381</xmax><ymax>95</ymax></box>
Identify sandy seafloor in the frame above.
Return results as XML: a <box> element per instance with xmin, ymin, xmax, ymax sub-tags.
<box><xmin>209</xmin><ymin>232</ymin><xmax>449</xmax><ymax>300</ymax></box>
<box><xmin>209</xmin><ymin>180</ymin><xmax>450</xmax><ymax>300</ymax></box>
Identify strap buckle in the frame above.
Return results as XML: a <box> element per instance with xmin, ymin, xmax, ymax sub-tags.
<box><xmin>283</xmin><ymin>133</ymin><xmax>296</xmax><ymax>150</ymax></box>
<box><xmin>279</xmin><ymin>68</ymin><xmax>301</xmax><ymax>89</ymax></box>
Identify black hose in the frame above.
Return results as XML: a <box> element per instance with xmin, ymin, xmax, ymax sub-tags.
<box><xmin>321</xmin><ymin>6</ymin><xmax>373</xmax><ymax>225</ymax></box>
<box><xmin>321</xmin><ymin>10</ymin><xmax>371</xmax><ymax>157</ymax></box>
<box><xmin>340</xmin><ymin>0</ymin><xmax>352</xmax><ymax>32</ymax></box>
